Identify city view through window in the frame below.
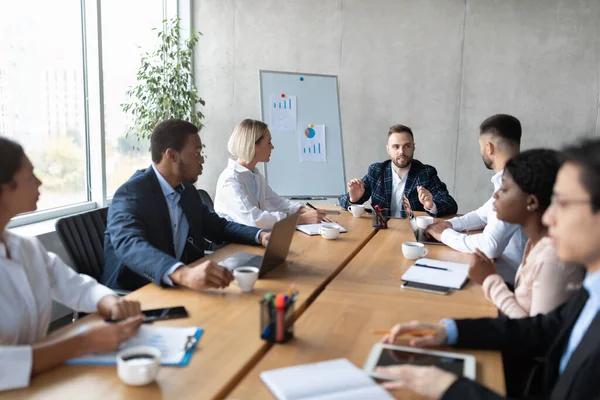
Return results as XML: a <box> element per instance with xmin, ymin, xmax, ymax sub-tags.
<box><xmin>0</xmin><ymin>0</ymin><xmax>172</xmax><ymax>214</ymax></box>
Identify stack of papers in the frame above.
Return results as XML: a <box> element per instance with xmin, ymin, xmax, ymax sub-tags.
<box><xmin>260</xmin><ymin>358</ymin><xmax>393</xmax><ymax>400</ymax></box>
<box><xmin>296</xmin><ymin>223</ymin><xmax>347</xmax><ymax>236</ymax></box>
<box><xmin>401</xmin><ymin>258</ymin><xmax>470</xmax><ymax>289</ymax></box>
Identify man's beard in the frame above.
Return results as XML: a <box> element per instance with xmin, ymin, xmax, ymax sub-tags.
<box><xmin>392</xmin><ymin>155</ymin><xmax>412</xmax><ymax>169</ymax></box>
<box><xmin>481</xmin><ymin>154</ymin><xmax>494</xmax><ymax>170</ymax></box>
<box><xmin>178</xmin><ymin>159</ymin><xmax>199</xmax><ymax>183</ymax></box>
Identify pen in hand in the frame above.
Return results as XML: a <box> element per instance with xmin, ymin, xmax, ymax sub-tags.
<box><xmin>305</xmin><ymin>202</ymin><xmax>332</xmax><ymax>223</ymax></box>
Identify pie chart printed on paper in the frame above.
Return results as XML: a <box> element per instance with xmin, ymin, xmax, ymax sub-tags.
<box><xmin>299</xmin><ymin>124</ymin><xmax>326</xmax><ymax>163</ymax></box>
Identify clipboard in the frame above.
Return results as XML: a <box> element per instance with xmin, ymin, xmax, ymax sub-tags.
<box><xmin>67</xmin><ymin>326</ymin><xmax>203</xmax><ymax>367</ymax></box>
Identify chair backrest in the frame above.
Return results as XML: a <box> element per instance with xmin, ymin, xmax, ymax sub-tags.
<box><xmin>197</xmin><ymin>189</ymin><xmax>214</xmax><ymax>213</ymax></box>
<box><xmin>55</xmin><ymin>207</ymin><xmax>108</xmax><ymax>281</ymax></box>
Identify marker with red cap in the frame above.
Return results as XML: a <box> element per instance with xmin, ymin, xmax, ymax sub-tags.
<box><xmin>275</xmin><ymin>294</ymin><xmax>286</xmax><ymax>342</ymax></box>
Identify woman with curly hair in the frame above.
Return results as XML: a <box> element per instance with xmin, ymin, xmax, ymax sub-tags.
<box><xmin>468</xmin><ymin>148</ymin><xmax>585</xmax><ymax>318</ymax></box>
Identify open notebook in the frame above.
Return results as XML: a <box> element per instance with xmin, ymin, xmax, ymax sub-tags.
<box><xmin>296</xmin><ymin>223</ymin><xmax>347</xmax><ymax>236</ymax></box>
<box><xmin>401</xmin><ymin>258</ymin><xmax>469</xmax><ymax>289</ymax></box>
<box><xmin>260</xmin><ymin>358</ymin><xmax>393</xmax><ymax>400</ymax></box>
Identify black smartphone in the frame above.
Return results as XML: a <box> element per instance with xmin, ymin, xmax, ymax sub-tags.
<box><xmin>142</xmin><ymin>306</ymin><xmax>189</xmax><ymax>322</ymax></box>
<box><xmin>401</xmin><ymin>281</ymin><xmax>451</xmax><ymax>295</ymax></box>
<box><xmin>105</xmin><ymin>306</ymin><xmax>189</xmax><ymax>323</ymax></box>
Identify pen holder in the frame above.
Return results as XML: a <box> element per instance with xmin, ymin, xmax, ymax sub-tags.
<box><xmin>260</xmin><ymin>298</ymin><xmax>295</xmax><ymax>343</ymax></box>
<box><xmin>372</xmin><ymin>208</ymin><xmax>390</xmax><ymax>229</ymax></box>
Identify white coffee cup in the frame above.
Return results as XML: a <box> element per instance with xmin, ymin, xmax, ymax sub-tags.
<box><xmin>233</xmin><ymin>266</ymin><xmax>259</xmax><ymax>292</ymax></box>
<box><xmin>320</xmin><ymin>225</ymin><xmax>340</xmax><ymax>240</ymax></box>
<box><xmin>348</xmin><ymin>204</ymin><xmax>365</xmax><ymax>218</ymax></box>
<box><xmin>117</xmin><ymin>346</ymin><xmax>161</xmax><ymax>386</ymax></box>
<box><xmin>402</xmin><ymin>241</ymin><xmax>428</xmax><ymax>260</ymax></box>
<box><xmin>416</xmin><ymin>216</ymin><xmax>434</xmax><ymax>230</ymax></box>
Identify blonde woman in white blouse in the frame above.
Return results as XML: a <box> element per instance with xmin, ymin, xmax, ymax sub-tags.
<box><xmin>0</xmin><ymin>137</ymin><xmax>144</xmax><ymax>391</ymax></box>
<box><xmin>468</xmin><ymin>149</ymin><xmax>584</xmax><ymax>318</ymax></box>
<box><xmin>214</xmin><ymin>119</ymin><xmax>328</xmax><ymax>229</ymax></box>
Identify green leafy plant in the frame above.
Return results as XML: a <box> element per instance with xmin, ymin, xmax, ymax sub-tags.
<box><xmin>121</xmin><ymin>17</ymin><xmax>205</xmax><ymax>143</ymax></box>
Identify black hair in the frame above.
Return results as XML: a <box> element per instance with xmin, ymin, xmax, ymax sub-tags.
<box><xmin>479</xmin><ymin>114</ymin><xmax>522</xmax><ymax>147</ymax></box>
<box><xmin>150</xmin><ymin>119</ymin><xmax>199</xmax><ymax>163</ymax></box>
<box><xmin>505</xmin><ymin>148</ymin><xmax>561</xmax><ymax>212</ymax></box>
<box><xmin>561</xmin><ymin>138</ymin><xmax>600</xmax><ymax>212</ymax></box>
<box><xmin>387</xmin><ymin>124</ymin><xmax>414</xmax><ymax>140</ymax></box>
<box><xmin>0</xmin><ymin>136</ymin><xmax>25</xmax><ymax>194</ymax></box>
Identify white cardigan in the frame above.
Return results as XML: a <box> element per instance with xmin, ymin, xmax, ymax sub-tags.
<box><xmin>214</xmin><ymin>159</ymin><xmax>303</xmax><ymax>229</ymax></box>
<box><xmin>0</xmin><ymin>230</ymin><xmax>114</xmax><ymax>391</ymax></box>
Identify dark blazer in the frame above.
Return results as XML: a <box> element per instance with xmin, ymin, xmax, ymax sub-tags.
<box><xmin>339</xmin><ymin>159</ymin><xmax>458</xmax><ymax>217</ymax></box>
<box><xmin>442</xmin><ymin>288</ymin><xmax>600</xmax><ymax>400</ymax></box>
<box><xmin>102</xmin><ymin>167</ymin><xmax>261</xmax><ymax>291</ymax></box>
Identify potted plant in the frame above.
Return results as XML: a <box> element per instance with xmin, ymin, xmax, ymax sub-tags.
<box><xmin>121</xmin><ymin>17</ymin><xmax>205</xmax><ymax>143</ymax></box>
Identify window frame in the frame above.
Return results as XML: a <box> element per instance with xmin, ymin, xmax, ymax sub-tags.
<box><xmin>7</xmin><ymin>0</ymin><xmax>188</xmax><ymax>229</ymax></box>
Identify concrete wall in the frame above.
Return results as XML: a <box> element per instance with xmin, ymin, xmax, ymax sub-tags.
<box><xmin>193</xmin><ymin>0</ymin><xmax>600</xmax><ymax>212</ymax></box>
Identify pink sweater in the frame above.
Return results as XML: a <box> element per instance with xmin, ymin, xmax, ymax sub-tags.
<box><xmin>482</xmin><ymin>237</ymin><xmax>585</xmax><ymax>318</ymax></box>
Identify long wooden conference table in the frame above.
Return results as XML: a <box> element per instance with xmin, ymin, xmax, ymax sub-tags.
<box><xmin>7</xmin><ymin>212</ymin><xmax>505</xmax><ymax>400</ymax></box>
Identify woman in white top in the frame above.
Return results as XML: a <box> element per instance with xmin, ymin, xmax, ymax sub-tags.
<box><xmin>0</xmin><ymin>137</ymin><xmax>144</xmax><ymax>391</ymax></box>
<box><xmin>214</xmin><ymin>119</ymin><xmax>328</xmax><ymax>229</ymax></box>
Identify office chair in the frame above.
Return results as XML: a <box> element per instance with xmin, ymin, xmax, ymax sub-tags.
<box><xmin>197</xmin><ymin>188</ymin><xmax>215</xmax><ymax>213</ymax></box>
<box><xmin>197</xmin><ymin>188</ymin><xmax>220</xmax><ymax>252</ymax></box>
<box><xmin>56</xmin><ymin>207</ymin><xmax>128</xmax><ymax>322</ymax></box>
<box><xmin>56</xmin><ymin>207</ymin><xmax>109</xmax><ymax>283</ymax></box>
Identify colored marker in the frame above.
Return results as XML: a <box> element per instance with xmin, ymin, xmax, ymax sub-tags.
<box><xmin>275</xmin><ymin>294</ymin><xmax>286</xmax><ymax>342</ymax></box>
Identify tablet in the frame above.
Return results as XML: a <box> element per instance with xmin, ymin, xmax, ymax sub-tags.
<box><xmin>363</xmin><ymin>343</ymin><xmax>476</xmax><ymax>381</ymax></box>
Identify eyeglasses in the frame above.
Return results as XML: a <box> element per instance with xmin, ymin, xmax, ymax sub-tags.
<box><xmin>550</xmin><ymin>195</ymin><xmax>591</xmax><ymax>209</ymax></box>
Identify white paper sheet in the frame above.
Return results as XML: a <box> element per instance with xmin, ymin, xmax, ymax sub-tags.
<box><xmin>296</xmin><ymin>222</ymin><xmax>347</xmax><ymax>236</ymax></box>
<box><xmin>299</xmin><ymin>124</ymin><xmax>326</xmax><ymax>163</ymax></box>
<box><xmin>270</xmin><ymin>94</ymin><xmax>297</xmax><ymax>132</ymax></box>
<box><xmin>67</xmin><ymin>326</ymin><xmax>200</xmax><ymax>366</ymax></box>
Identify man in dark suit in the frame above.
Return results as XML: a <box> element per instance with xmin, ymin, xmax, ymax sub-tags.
<box><xmin>103</xmin><ymin>119</ymin><xmax>270</xmax><ymax>292</ymax></box>
<box><xmin>339</xmin><ymin>124</ymin><xmax>457</xmax><ymax>218</ymax></box>
<box><xmin>375</xmin><ymin>139</ymin><xmax>600</xmax><ymax>400</ymax></box>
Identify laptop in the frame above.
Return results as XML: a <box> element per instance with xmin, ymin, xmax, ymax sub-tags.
<box><xmin>219</xmin><ymin>212</ymin><xmax>300</xmax><ymax>278</ymax></box>
<box><xmin>408</xmin><ymin>209</ymin><xmax>444</xmax><ymax>246</ymax></box>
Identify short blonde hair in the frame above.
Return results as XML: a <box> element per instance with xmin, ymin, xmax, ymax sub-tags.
<box><xmin>227</xmin><ymin>119</ymin><xmax>269</xmax><ymax>163</ymax></box>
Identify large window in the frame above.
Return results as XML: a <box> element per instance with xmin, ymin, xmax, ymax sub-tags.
<box><xmin>1</xmin><ymin>0</ymin><xmax>178</xmax><ymax>227</ymax></box>
<box><xmin>102</xmin><ymin>0</ymin><xmax>174</xmax><ymax>196</ymax></box>
<box><xmin>0</xmin><ymin>1</ymin><xmax>87</xmax><ymax>212</ymax></box>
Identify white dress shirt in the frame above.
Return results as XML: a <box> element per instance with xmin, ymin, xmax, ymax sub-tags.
<box><xmin>0</xmin><ymin>230</ymin><xmax>115</xmax><ymax>391</ymax></box>
<box><xmin>440</xmin><ymin>170</ymin><xmax>528</xmax><ymax>284</ymax></box>
<box><xmin>390</xmin><ymin>164</ymin><xmax>436</xmax><ymax>217</ymax></box>
<box><xmin>214</xmin><ymin>159</ymin><xmax>303</xmax><ymax>229</ymax></box>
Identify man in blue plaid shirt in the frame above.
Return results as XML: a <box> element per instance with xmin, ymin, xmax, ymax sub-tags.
<box><xmin>339</xmin><ymin>124</ymin><xmax>457</xmax><ymax>218</ymax></box>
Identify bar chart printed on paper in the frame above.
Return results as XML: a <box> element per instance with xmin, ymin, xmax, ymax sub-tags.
<box><xmin>299</xmin><ymin>124</ymin><xmax>326</xmax><ymax>163</ymax></box>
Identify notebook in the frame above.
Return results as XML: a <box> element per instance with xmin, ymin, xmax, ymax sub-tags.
<box><xmin>67</xmin><ymin>326</ymin><xmax>202</xmax><ymax>366</ymax></box>
<box><xmin>260</xmin><ymin>358</ymin><xmax>393</xmax><ymax>400</ymax></box>
<box><xmin>296</xmin><ymin>223</ymin><xmax>347</xmax><ymax>236</ymax></box>
<box><xmin>401</xmin><ymin>258</ymin><xmax>470</xmax><ymax>290</ymax></box>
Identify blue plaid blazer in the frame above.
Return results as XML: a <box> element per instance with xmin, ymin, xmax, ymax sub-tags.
<box><xmin>339</xmin><ymin>159</ymin><xmax>457</xmax><ymax>218</ymax></box>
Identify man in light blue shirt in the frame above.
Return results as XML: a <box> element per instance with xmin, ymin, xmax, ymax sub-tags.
<box><xmin>375</xmin><ymin>138</ymin><xmax>600</xmax><ymax>400</ymax></box>
<box><xmin>151</xmin><ymin>164</ymin><xmax>263</xmax><ymax>286</ymax></box>
<box><xmin>104</xmin><ymin>119</ymin><xmax>270</xmax><ymax>291</ymax></box>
